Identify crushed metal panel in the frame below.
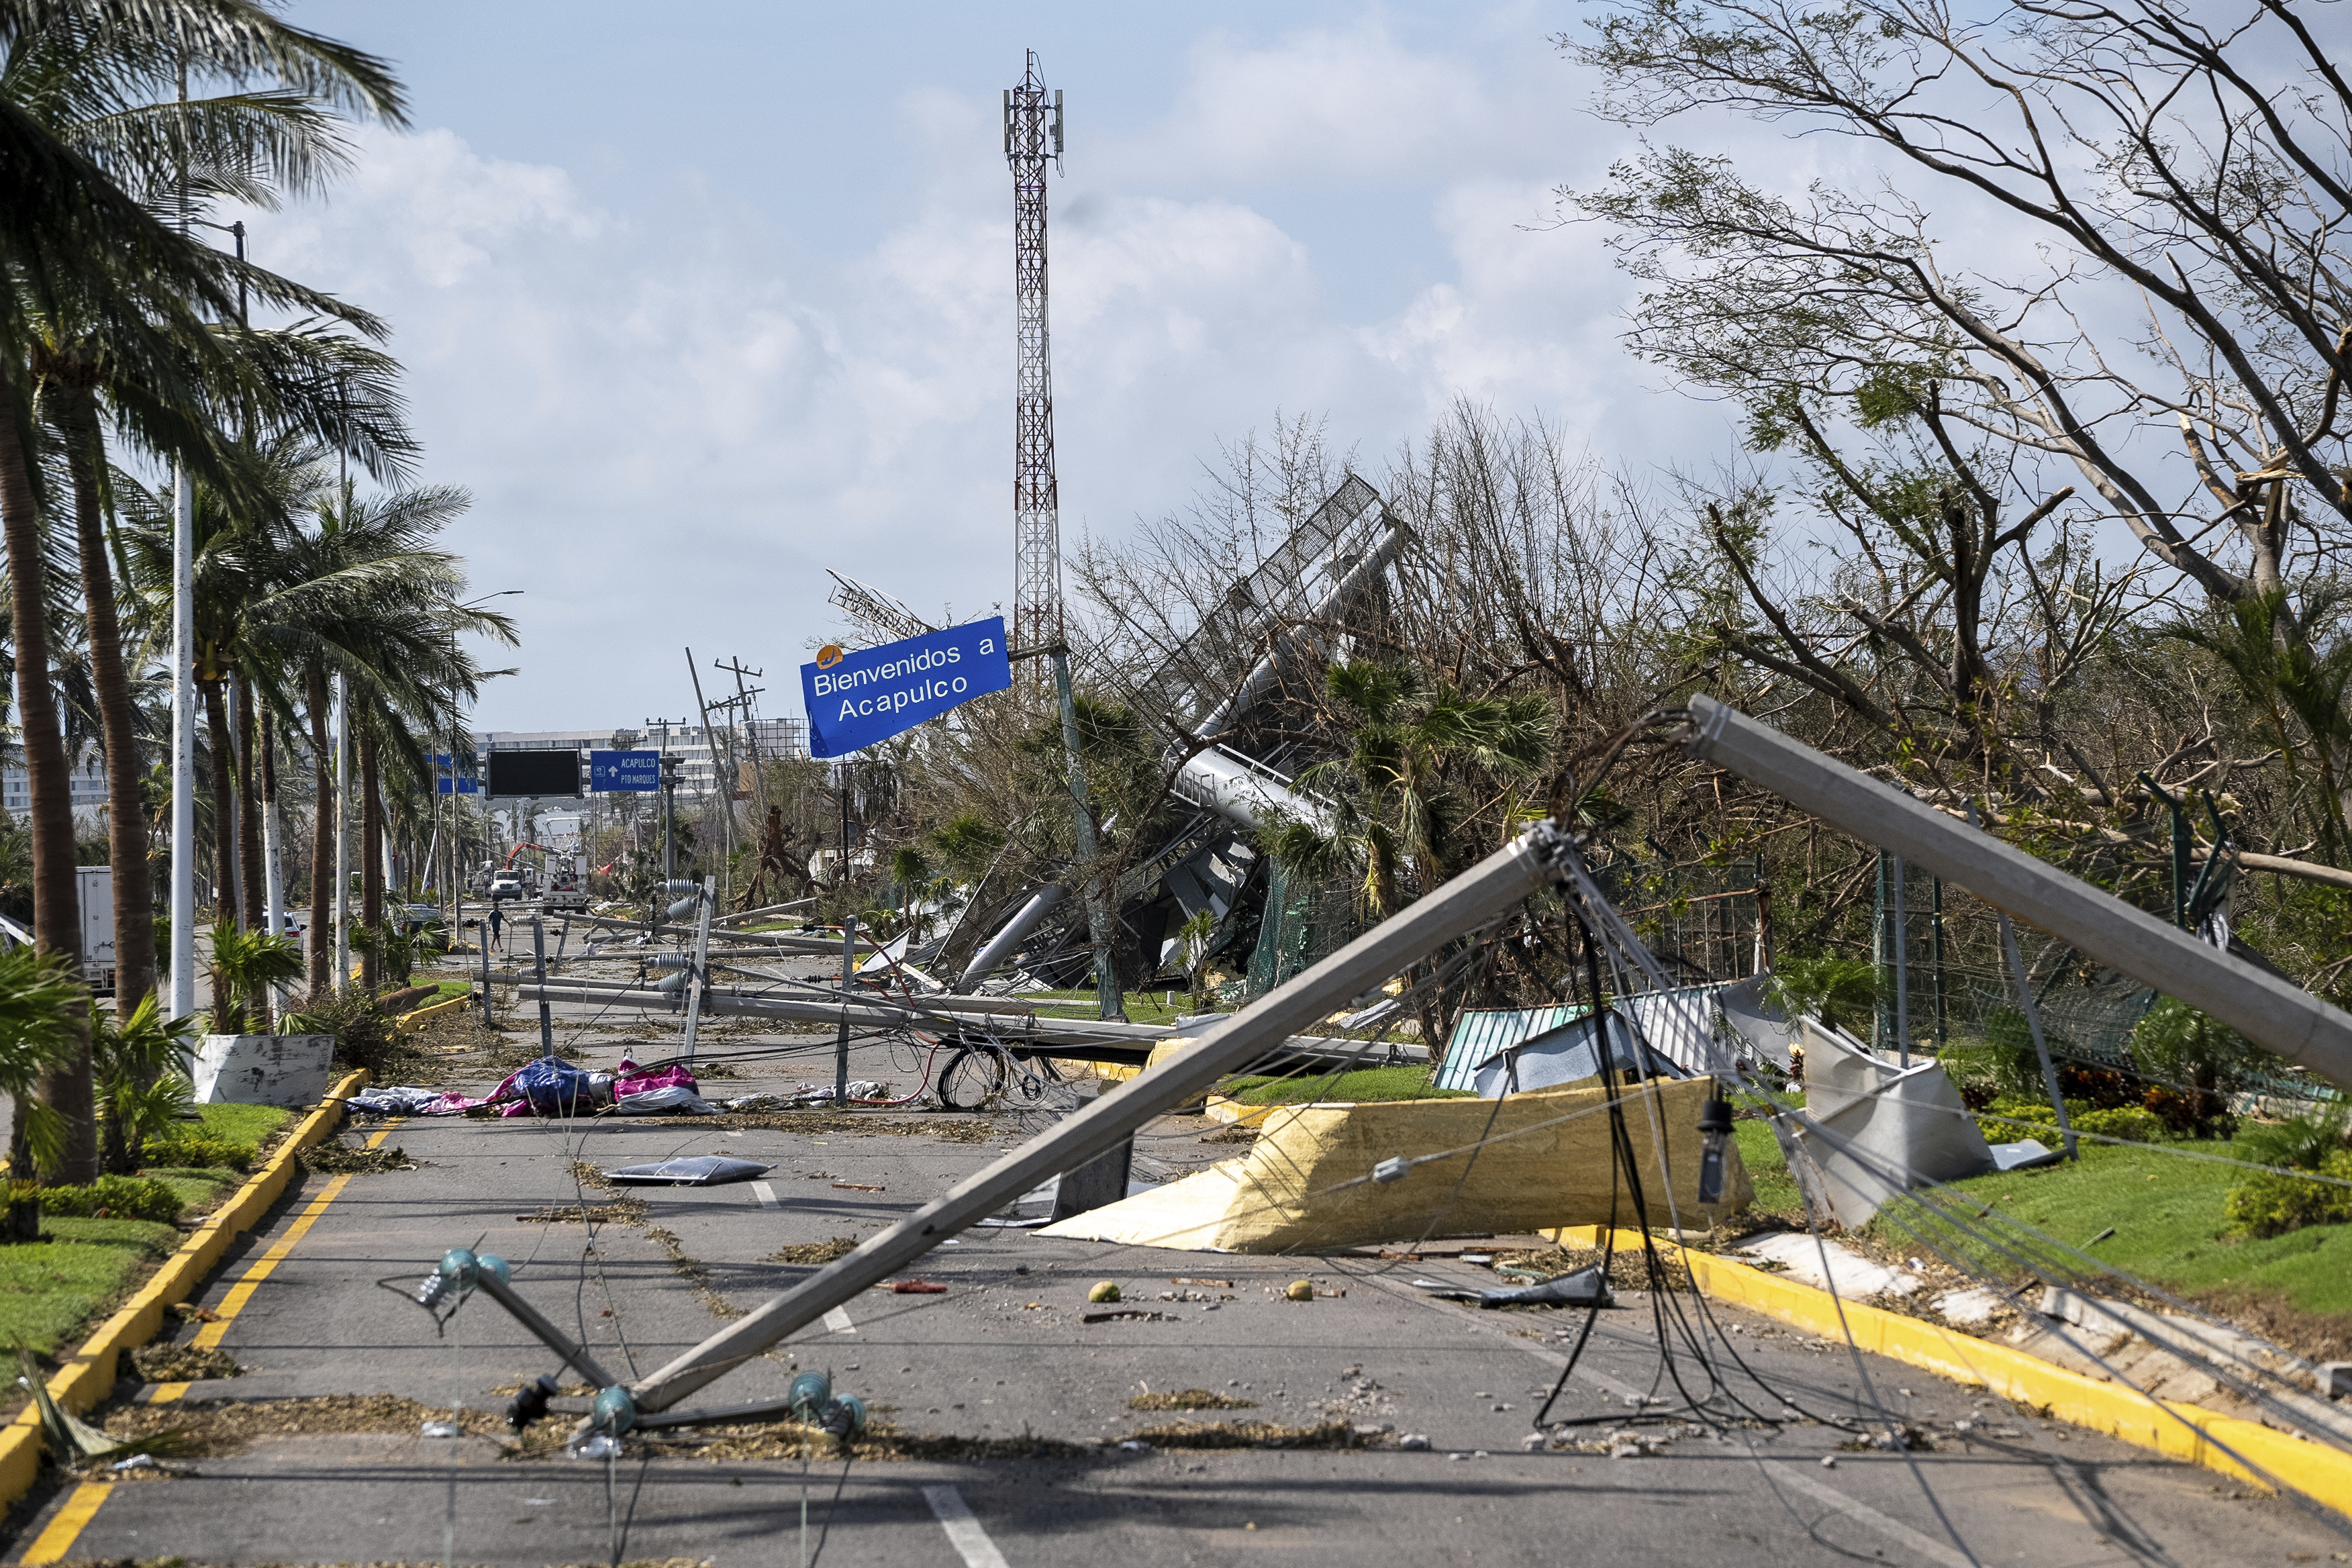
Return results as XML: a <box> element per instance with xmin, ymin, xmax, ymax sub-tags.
<box><xmin>1792</xmin><ymin>1024</ymin><xmax>1994</xmax><ymax>1226</ymax></box>
<box><xmin>1718</xmin><ymin>973</ymin><xmax>1806</xmax><ymax>1069</ymax></box>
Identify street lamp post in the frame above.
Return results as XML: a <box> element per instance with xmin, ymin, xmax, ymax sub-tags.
<box><xmin>167</xmin><ymin>219</ymin><xmax>244</xmax><ymax>1018</ymax></box>
<box><xmin>168</xmin><ymin>466</ymin><xmax>195</xmax><ymax>1019</ymax></box>
<box><xmin>333</xmin><ymin>673</ymin><xmax>349</xmax><ymax>989</ymax></box>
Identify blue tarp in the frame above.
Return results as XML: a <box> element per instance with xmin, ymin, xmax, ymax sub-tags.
<box><xmin>510</xmin><ymin>1057</ymin><xmax>597</xmax><ymax>1116</ymax></box>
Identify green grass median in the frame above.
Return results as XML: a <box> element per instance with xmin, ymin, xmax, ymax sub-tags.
<box><xmin>1731</xmin><ymin>1108</ymin><xmax>2352</xmax><ymax>1328</ymax></box>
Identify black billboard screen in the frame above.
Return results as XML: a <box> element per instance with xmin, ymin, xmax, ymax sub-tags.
<box><xmin>486</xmin><ymin>749</ymin><xmax>581</xmax><ymax>797</ymax></box>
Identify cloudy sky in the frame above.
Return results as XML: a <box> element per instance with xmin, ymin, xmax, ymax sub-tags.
<box><xmin>259</xmin><ymin>1</ymin><xmax>1750</xmax><ymax>734</ymax></box>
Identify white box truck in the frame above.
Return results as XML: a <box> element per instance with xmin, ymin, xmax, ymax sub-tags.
<box><xmin>77</xmin><ymin>864</ymin><xmax>115</xmax><ymax>993</ymax></box>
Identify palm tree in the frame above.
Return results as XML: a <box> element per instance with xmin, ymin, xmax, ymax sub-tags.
<box><xmin>90</xmin><ymin>992</ymin><xmax>194</xmax><ymax>1175</ymax></box>
<box><xmin>203</xmin><ymin>918</ymin><xmax>299</xmax><ymax>1033</ymax></box>
<box><xmin>285</xmin><ymin>479</ymin><xmax>511</xmax><ymax>991</ymax></box>
<box><xmin>0</xmin><ymin>0</ymin><xmax>403</xmax><ymax>1179</ymax></box>
<box><xmin>119</xmin><ymin>446</ymin><xmax>507</xmax><ymax>994</ymax></box>
<box><xmin>0</xmin><ymin>944</ymin><xmax>90</xmax><ymax>1232</ymax></box>
<box><xmin>1269</xmin><ymin>660</ymin><xmax>1555</xmax><ymax>915</ymax></box>
<box><xmin>11</xmin><ymin>11</ymin><xmax>411</xmax><ymax>1003</ymax></box>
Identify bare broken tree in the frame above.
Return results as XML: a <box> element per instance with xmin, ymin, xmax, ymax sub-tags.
<box><xmin>1571</xmin><ymin>0</ymin><xmax>2351</xmax><ymax>606</ymax></box>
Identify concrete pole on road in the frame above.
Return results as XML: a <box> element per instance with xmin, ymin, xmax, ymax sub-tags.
<box><xmin>602</xmin><ymin>822</ymin><xmax>1575</xmax><ymax>1414</ymax></box>
<box><xmin>1679</xmin><ymin>692</ymin><xmax>2352</xmax><ymax>1091</ymax></box>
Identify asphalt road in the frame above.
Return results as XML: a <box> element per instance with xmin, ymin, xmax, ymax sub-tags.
<box><xmin>7</xmin><ymin>960</ymin><xmax>2347</xmax><ymax>1567</ymax></box>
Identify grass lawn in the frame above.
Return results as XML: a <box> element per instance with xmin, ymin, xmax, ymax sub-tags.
<box><xmin>1221</xmin><ymin>1064</ymin><xmax>1475</xmax><ymax>1106</ymax></box>
<box><xmin>1734</xmin><ymin>1118</ymin><xmax>1807</xmax><ymax>1213</ymax></box>
<box><xmin>1026</xmin><ymin>989</ymin><xmax>1212</xmax><ymax>1027</ymax></box>
<box><xmin>0</xmin><ymin>1216</ymin><xmax>183</xmax><ymax>1357</ymax></box>
<box><xmin>139</xmin><ymin>1166</ymin><xmax>246</xmax><ymax>1216</ymax></box>
<box><xmin>428</xmin><ymin>979</ymin><xmax>472</xmax><ymax>1000</ymax></box>
<box><xmin>1730</xmin><ymin>1114</ymin><xmax>2352</xmax><ymax>1325</ymax></box>
<box><xmin>191</xmin><ymin>1102</ymin><xmax>292</xmax><ymax>1156</ymax></box>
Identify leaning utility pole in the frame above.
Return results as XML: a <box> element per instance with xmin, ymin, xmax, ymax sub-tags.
<box><xmin>1006</xmin><ymin>51</ymin><xmax>1119</xmax><ymax>1020</ymax></box>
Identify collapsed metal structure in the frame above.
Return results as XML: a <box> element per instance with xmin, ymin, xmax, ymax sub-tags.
<box><xmin>945</xmin><ymin>471</ymin><xmax>1404</xmax><ymax>999</ymax></box>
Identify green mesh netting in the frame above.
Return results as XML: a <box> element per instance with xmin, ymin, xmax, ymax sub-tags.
<box><xmin>1244</xmin><ymin>859</ymin><xmax>1357</xmax><ymax>998</ymax></box>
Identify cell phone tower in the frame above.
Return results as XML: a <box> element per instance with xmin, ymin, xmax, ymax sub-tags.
<box><xmin>1006</xmin><ymin>50</ymin><xmax>1065</xmax><ymax>661</ymax></box>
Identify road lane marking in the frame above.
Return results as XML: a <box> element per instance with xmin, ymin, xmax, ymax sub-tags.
<box><xmin>148</xmin><ymin>1124</ymin><xmax>396</xmax><ymax>1403</ymax></box>
<box><xmin>1761</xmin><ymin>1461</ymin><xmax>1977</xmax><ymax>1568</ymax></box>
<box><xmin>19</xmin><ymin>1482</ymin><xmax>111</xmax><ymax>1565</ymax></box>
<box><xmin>752</xmin><ymin>1181</ymin><xmax>780</xmax><ymax>1210</ymax></box>
<box><xmin>923</xmin><ymin>1484</ymin><xmax>1010</xmax><ymax>1568</ymax></box>
<box><xmin>822</xmin><ymin>1305</ymin><xmax>855</xmax><ymax>1334</ymax></box>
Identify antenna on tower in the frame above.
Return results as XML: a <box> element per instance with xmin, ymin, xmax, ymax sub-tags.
<box><xmin>1006</xmin><ymin>49</ymin><xmax>1065</xmax><ymax>662</ymax></box>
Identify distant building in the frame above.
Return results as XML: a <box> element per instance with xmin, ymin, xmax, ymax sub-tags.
<box><xmin>476</xmin><ymin>720</ymin><xmax>804</xmax><ymax>801</ymax></box>
<box><xmin>1</xmin><ymin>759</ymin><xmax>111</xmax><ymax>816</ymax></box>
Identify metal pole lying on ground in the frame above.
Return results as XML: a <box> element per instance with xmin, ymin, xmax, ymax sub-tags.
<box><xmin>1677</xmin><ymin>693</ymin><xmax>2352</xmax><ymax>1092</ymax></box>
<box><xmin>602</xmin><ymin>822</ymin><xmax>1571</xmax><ymax>1414</ymax></box>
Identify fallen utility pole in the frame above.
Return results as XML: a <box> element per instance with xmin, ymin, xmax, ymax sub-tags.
<box><xmin>716</xmin><ymin>897</ymin><xmax>814</xmax><ymax>928</ymax></box>
<box><xmin>552</xmin><ymin>909</ymin><xmax>871</xmax><ymax>960</ymax></box>
<box><xmin>1679</xmin><ymin>693</ymin><xmax>2352</xmax><ymax>1093</ymax></box>
<box><xmin>511</xmin><ymin>974</ymin><xmax>1430</xmax><ymax>1067</ymax></box>
<box><xmin>499</xmin><ymin>822</ymin><xmax>1570</xmax><ymax>1416</ymax></box>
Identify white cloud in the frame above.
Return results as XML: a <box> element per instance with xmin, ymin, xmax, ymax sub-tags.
<box><xmin>244</xmin><ymin>19</ymin><xmax>1708</xmax><ymax>730</ymax></box>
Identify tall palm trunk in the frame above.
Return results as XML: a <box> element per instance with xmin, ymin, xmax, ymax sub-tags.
<box><xmin>46</xmin><ymin>379</ymin><xmax>156</xmax><ymax>1175</ymax></box>
<box><xmin>44</xmin><ymin>381</ymin><xmax>157</xmax><ymax>1016</ymax></box>
<box><xmin>305</xmin><ymin>665</ymin><xmax>335</xmax><ymax>995</ymax></box>
<box><xmin>358</xmin><ymin>724</ymin><xmax>383</xmax><ymax>994</ymax></box>
<box><xmin>203</xmin><ymin>681</ymin><xmax>238</xmax><ymax>928</ymax></box>
<box><xmin>0</xmin><ymin>381</ymin><xmax>95</xmax><ymax>1188</ymax></box>
<box><xmin>234</xmin><ymin>673</ymin><xmax>264</xmax><ymax>933</ymax></box>
<box><xmin>260</xmin><ymin>707</ymin><xmax>281</xmax><ymax>928</ymax></box>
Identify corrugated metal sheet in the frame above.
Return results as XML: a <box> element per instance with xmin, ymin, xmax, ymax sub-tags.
<box><xmin>1436</xmin><ymin>1006</ymin><xmax>1582</xmax><ymax>1091</ymax></box>
<box><xmin>1437</xmin><ymin>985</ymin><xmax>1731</xmax><ymax>1092</ymax></box>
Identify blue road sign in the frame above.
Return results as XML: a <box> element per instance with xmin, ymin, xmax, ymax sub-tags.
<box><xmin>589</xmin><ymin>749</ymin><xmax>662</xmax><ymax>792</ymax></box>
<box><xmin>433</xmin><ymin>752</ymin><xmax>479</xmax><ymax>795</ymax></box>
<box><xmin>802</xmin><ymin>616</ymin><xmax>1012</xmax><ymax>758</ymax></box>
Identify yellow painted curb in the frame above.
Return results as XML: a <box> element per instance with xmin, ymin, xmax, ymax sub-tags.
<box><xmin>0</xmin><ymin>1069</ymin><xmax>369</xmax><ymax>1514</ymax></box>
<box><xmin>396</xmin><ymin>993</ymin><xmax>469</xmax><ymax>1032</ymax></box>
<box><xmin>1549</xmin><ymin>1226</ymin><xmax>2352</xmax><ymax>1512</ymax></box>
